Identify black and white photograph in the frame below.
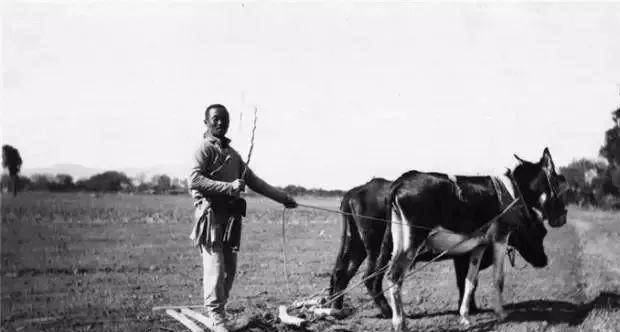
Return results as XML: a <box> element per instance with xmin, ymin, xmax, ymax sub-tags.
<box><xmin>2</xmin><ymin>2</ymin><xmax>620</xmax><ymax>331</ymax></box>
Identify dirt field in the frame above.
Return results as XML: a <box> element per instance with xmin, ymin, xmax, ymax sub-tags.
<box><xmin>2</xmin><ymin>192</ymin><xmax>619</xmax><ymax>331</ymax></box>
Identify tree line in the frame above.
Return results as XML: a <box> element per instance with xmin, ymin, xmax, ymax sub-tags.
<box><xmin>0</xmin><ymin>171</ymin><xmax>188</xmax><ymax>194</ymax></box>
<box><xmin>0</xmin><ymin>161</ymin><xmax>345</xmax><ymax>197</ymax></box>
<box><xmin>559</xmin><ymin>107</ymin><xmax>620</xmax><ymax>209</ymax></box>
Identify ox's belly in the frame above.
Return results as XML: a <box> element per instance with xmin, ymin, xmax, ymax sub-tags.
<box><xmin>424</xmin><ymin>227</ymin><xmax>486</xmax><ymax>256</ymax></box>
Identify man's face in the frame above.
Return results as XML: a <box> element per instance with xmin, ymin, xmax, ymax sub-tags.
<box><xmin>205</xmin><ymin>108</ymin><xmax>230</xmax><ymax>138</ymax></box>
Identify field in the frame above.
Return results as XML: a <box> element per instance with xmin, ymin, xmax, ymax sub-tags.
<box><xmin>1</xmin><ymin>192</ymin><xmax>619</xmax><ymax>332</ymax></box>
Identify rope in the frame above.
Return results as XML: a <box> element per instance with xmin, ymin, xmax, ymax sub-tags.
<box><xmin>281</xmin><ymin>208</ymin><xmax>291</xmax><ymax>296</ymax></box>
<box><xmin>296</xmin><ymin>203</ymin><xmax>436</xmax><ymax>230</ymax></box>
<box><xmin>297</xmin><ymin>198</ymin><xmax>521</xmax><ymax>232</ymax></box>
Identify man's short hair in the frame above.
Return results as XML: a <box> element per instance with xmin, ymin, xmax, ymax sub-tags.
<box><xmin>205</xmin><ymin>104</ymin><xmax>228</xmax><ymax>119</ymax></box>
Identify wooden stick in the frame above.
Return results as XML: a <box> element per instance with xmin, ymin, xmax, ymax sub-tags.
<box><xmin>240</xmin><ymin>106</ymin><xmax>258</xmax><ymax>180</ymax></box>
<box><xmin>180</xmin><ymin>308</ymin><xmax>211</xmax><ymax>327</ymax></box>
<box><xmin>152</xmin><ymin>305</ymin><xmax>204</xmax><ymax>311</ymax></box>
<box><xmin>165</xmin><ymin>309</ymin><xmax>204</xmax><ymax>332</ymax></box>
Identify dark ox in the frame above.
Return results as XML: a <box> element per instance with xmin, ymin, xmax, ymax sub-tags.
<box><xmin>328</xmin><ymin>148</ymin><xmax>567</xmax><ymax>331</ymax></box>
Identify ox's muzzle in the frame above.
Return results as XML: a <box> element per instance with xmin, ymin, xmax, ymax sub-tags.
<box><xmin>542</xmin><ymin>194</ymin><xmax>567</xmax><ymax>228</ymax></box>
<box><xmin>548</xmin><ymin>212</ymin><xmax>567</xmax><ymax>228</ymax></box>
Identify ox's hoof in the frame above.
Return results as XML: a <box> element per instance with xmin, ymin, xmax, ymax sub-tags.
<box><xmin>378</xmin><ymin>308</ymin><xmax>393</xmax><ymax>319</ymax></box>
<box><xmin>495</xmin><ymin>309</ymin><xmax>507</xmax><ymax>321</ymax></box>
<box><xmin>459</xmin><ymin>316</ymin><xmax>472</xmax><ymax>328</ymax></box>
<box><xmin>391</xmin><ymin>322</ymin><xmax>407</xmax><ymax>332</ymax></box>
<box><xmin>391</xmin><ymin>317</ymin><xmax>407</xmax><ymax>332</ymax></box>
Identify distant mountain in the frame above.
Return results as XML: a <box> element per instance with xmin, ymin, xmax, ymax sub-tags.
<box><xmin>22</xmin><ymin>163</ymin><xmax>190</xmax><ymax>180</ymax></box>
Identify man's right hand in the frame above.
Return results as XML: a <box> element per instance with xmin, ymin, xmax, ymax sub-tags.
<box><xmin>230</xmin><ymin>179</ymin><xmax>246</xmax><ymax>195</ymax></box>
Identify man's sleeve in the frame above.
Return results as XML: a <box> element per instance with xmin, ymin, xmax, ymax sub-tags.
<box><xmin>245</xmin><ymin>167</ymin><xmax>288</xmax><ymax>203</ymax></box>
<box><xmin>189</xmin><ymin>143</ymin><xmax>233</xmax><ymax>196</ymax></box>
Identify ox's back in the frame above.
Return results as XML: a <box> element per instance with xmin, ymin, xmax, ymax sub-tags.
<box><xmin>390</xmin><ymin>171</ymin><xmax>501</xmax><ymax>234</ymax></box>
<box><xmin>348</xmin><ymin>177</ymin><xmax>392</xmax><ymax>232</ymax></box>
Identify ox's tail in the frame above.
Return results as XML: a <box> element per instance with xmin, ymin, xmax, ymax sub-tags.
<box><xmin>329</xmin><ymin>194</ymin><xmax>365</xmax><ymax>305</ymax></box>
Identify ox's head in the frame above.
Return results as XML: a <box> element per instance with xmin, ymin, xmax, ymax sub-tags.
<box><xmin>509</xmin><ymin>216</ymin><xmax>548</xmax><ymax>267</ymax></box>
<box><xmin>513</xmin><ymin>147</ymin><xmax>568</xmax><ymax>228</ymax></box>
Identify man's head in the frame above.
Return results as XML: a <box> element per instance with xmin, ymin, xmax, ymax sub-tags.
<box><xmin>204</xmin><ymin>104</ymin><xmax>230</xmax><ymax>138</ymax></box>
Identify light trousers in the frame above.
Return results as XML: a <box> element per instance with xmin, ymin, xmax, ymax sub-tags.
<box><xmin>202</xmin><ymin>244</ymin><xmax>237</xmax><ymax>313</ymax></box>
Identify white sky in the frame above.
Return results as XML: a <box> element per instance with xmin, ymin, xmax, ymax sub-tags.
<box><xmin>2</xmin><ymin>2</ymin><xmax>620</xmax><ymax>189</ymax></box>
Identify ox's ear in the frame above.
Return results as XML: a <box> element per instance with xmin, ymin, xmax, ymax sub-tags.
<box><xmin>540</xmin><ymin>147</ymin><xmax>555</xmax><ymax>171</ymax></box>
<box><xmin>514</xmin><ymin>154</ymin><xmax>527</xmax><ymax>164</ymax></box>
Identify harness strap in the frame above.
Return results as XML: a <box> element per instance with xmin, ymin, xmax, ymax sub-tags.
<box><xmin>505</xmin><ymin>232</ymin><xmax>516</xmax><ymax>267</ymax></box>
<box><xmin>505</xmin><ymin>169</ymin><xmax>533</xmax><ymax>220</ymax></box>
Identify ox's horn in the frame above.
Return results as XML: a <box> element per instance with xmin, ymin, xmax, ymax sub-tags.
<box><xmin>514</xmin><ymin>154</ymin><xmax>527</xmax><ymax>164</ymax></box>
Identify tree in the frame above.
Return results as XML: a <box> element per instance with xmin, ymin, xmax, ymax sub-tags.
<box><xmin>559</xmin><ymin>159</ymin><xmax>609</xmax><ymax>205</ymax></box>
<box><xmin>30</xmin><ymin>174</ymin><xmax>54</xmax><ymax>191</ymax></box>
<box><xmin>83</xmin><ymin>171</ymin><xmax>133</xmax><ymax>192</ymax></box>
<box><xmin>1</xmin><ymin>174</ymin><xmax>11</xmax><ymax>193</ymax></box>
<box><xmin>49</xmin><ymin>174</ymin><xmax>74</xmax><ymax>191</ymax></box>
<box><xmin>2</xmin><ymin>145</ymin><xmax>23</xmax><ymax>196</ymax></box>
<box><xmin>151</xmin><ymin>174</ymin><xmax>171</xmax><ymax>193</ymax></box>
<box><xmin>600</xmin><ymin>107</ymin><xmax>620</xmax><ymax>168</ymax></box>
<box><xmin>599</xmin><ymin>107</ymin><xmax>620</xmax><ymax>193</ymax></box>
<box><xmin>559</xmin><ymin>158</ymin><xmax>606</xmax><ymax>190</ymax></box>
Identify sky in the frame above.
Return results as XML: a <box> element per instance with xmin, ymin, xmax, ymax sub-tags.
<box><xmin>2</xmin><ymin>2</ymin><xmax>620</xmax><ymax>189</ymax></box>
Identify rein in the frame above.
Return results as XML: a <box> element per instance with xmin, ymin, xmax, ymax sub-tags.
<box><xmin>296</xmin><ymin>203</ymin><xmax>436</xmax><ymax>230</ymax></box>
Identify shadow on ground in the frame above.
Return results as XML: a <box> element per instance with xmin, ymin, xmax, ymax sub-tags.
<box><xmin>326</xmin><ymin>292</ymin><xmax>620</xmax><ymax>332</ymax></box>
<box><xmin>504</xmin><ymin>291</ymin><xmax>620</xmax><ymax>326</ymax></box>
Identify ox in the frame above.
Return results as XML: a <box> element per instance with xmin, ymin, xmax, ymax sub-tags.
<box><xmin>329</xmin><ymin>177</ymin><xmax>504</xmax><ymax>317</ymax></box>
<box><xmin>385</xmin><ymin>148</ymin><xmax>567</xmax><ymax>331</ymax></box>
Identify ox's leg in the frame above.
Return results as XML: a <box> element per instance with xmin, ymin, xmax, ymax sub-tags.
<box><xmin>459</xmin><ymin>246</ymin><xmax>486</xmax><ymax>327</ymax></box>
<box><xmin>492</xmin><ymin>242</ymin><xmax>507</xmax><ymax>320</ymax></box>
<box><xmin>386</xmin><ymin>204</ymin><xmax>412</xmax><ymax>332</ymax></box>
<box><xmin>364</xmin><ymin>248</ymin><xmax>389</xmax><ymax>317</ymax></box>
<box><xmin>369</xmin><ymin>229</ymin><xmax>394</xmax><ymax>318</ymax></box>
<box><xmin>329</xmin><ymin>218</ymin><xmax>367</xmax><ymax>311</ymax></box>
<box><xmin>453</xmin><ymin>257</ymin><xmax>478</xmax><ymax>313</ymax></box>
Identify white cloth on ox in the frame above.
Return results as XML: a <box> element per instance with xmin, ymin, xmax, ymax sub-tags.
<box><xmin>494</xmin><ymin>174</ymin><xmax>516</xmax><ymax>203</ymax></box>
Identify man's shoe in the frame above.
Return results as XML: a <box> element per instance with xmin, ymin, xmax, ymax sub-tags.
<box><xmin>206</xmin><ymin>311</ymin><xmax>230</xmax><ymax>332</ymax></box>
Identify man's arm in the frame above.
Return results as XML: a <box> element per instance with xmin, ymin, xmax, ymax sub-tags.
<box><xmin>245</xmin><ymin>167</ymin><xmax>296</xmax><ymax>207</ymax></box>
<box><xmin>189</xmin><ymin>143</ymin><xmax>235</xmax><ymax>196</ymax></box>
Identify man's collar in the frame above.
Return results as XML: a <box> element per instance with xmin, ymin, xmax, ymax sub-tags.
<box><xmin>204</xmin><ymin>132</ymin><xmax>231</xmax><ymax>148</ymax></box>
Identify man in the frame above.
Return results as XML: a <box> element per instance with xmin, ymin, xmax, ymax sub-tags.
<box><xmin>189</xmin><ymin>104</ymin><xmax>297</xmax><ymax>332</ymax></box>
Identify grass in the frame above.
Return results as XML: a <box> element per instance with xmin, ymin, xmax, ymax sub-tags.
<box><xmin>1</xmin><ymin>192</ymin><xmax>619</xmax><ymax>331</ymax></box>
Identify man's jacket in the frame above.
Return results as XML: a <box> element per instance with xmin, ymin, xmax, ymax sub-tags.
<box><xmin>188</xmin><ymin>134</ymin><xmax>288</xmax><ymax>250</ymax></box>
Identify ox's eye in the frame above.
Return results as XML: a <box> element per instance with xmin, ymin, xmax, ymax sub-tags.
<box><xmin>539</xmin><ymin>192</ymin><xmax>547</xmax><ymax>206</ymax></box>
